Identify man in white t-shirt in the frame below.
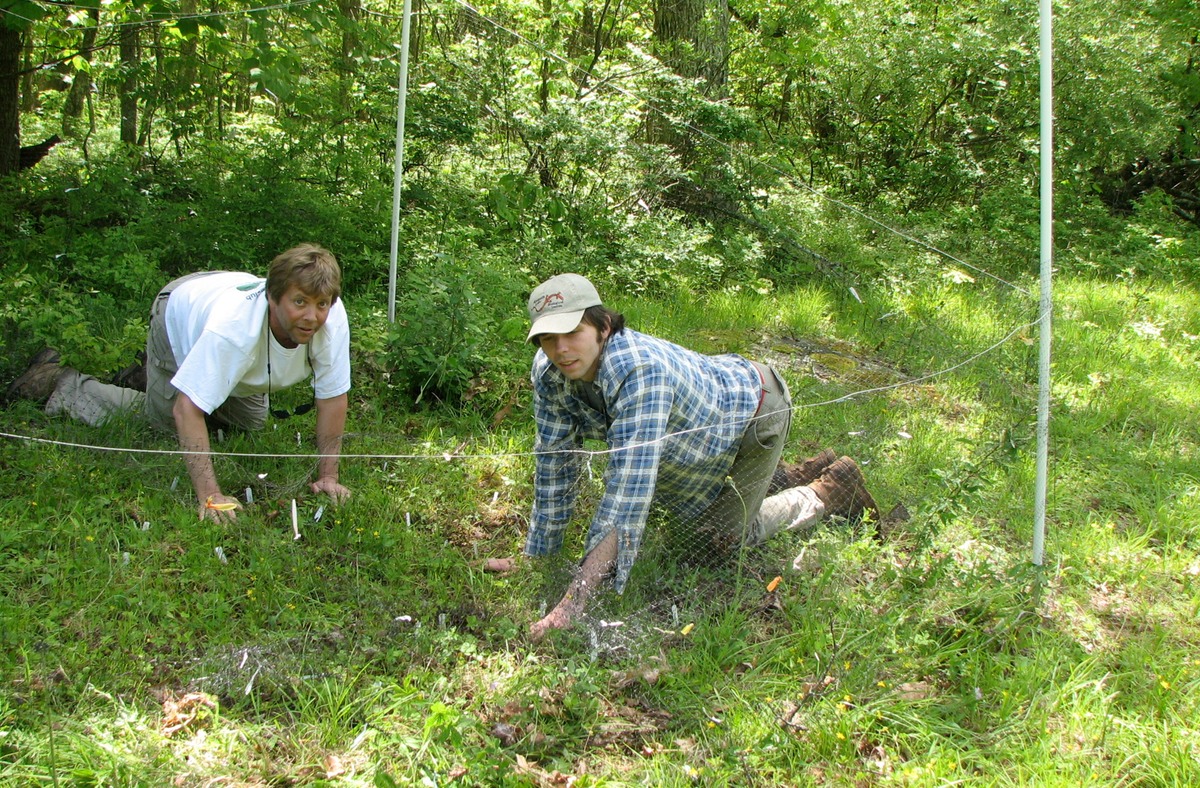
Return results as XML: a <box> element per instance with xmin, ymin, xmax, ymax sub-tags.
<box><xmin>7</xmin><ymin>244</ymin><xmax>353</xmax><ymax>521</ymax></box>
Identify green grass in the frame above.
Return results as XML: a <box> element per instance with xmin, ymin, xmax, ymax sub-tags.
<box><xmin>1</xmin><ymin>274</ymin><xmax>1199</xmax><ymax>786</ymax></box>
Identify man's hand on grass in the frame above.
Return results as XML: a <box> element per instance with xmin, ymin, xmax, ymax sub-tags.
<box><xmin>311</xmin><ymin>476</ymin><xmax>352</xmax><ymax>504</ymax></box>
<box><xmin>199</xmin><ymin>493</ymin><xmax>241</xmax><ymax>523</ymax></box>
<box><xmin>529</xmin><ymin>594</ymin><xmax>583</xmax><ymax>642</ymax></box>
<box><xmin>481</xmin><ymin>557</ymin><xmax>521</xmax><ymax>573</ymax></box>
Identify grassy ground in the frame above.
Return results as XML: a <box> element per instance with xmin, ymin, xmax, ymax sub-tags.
<box><xmin>1</xmin><ymin>273</ymin><xmax>1198</xmax><ymax>786</ymax></box>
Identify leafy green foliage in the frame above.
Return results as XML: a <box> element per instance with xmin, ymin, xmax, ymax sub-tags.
<box><xmin>381</xmin><ymin>244</ymin><xmax>528</xmax><ymax>407</ymax></box>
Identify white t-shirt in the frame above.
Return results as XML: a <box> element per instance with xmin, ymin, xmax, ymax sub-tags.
<box><xmin>165</xmin><ymin>272</ymin><xmax>351</xmax><ymax>415</ymax></box>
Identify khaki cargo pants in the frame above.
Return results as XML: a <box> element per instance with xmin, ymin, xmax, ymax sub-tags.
<box><xmin>46</xmin><ymin>272</ymin><xmax>268</xmax><ymax>431</ymax></box>
<box><xmin>700</xmin><ymin>362</ymin><xmax>825</xmax><ymax>552</ymax></box>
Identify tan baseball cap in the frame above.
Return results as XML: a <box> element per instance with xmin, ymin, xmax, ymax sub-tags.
<box><xmin>526</xmin><ymin>273</ymin><xmax>603</xmax><ymax>341</ymax></box>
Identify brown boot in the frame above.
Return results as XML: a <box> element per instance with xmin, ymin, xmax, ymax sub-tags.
<box><xmin>808</xmin><ymin>456</ymin><xmax>880</xmax><ymax>522</ymax></box>
<box><xmin>112</xmin><ymin>350</ymin><xmax>147</xmax><ymax>392</ymax></box>
<box><xmin>767</xmin><ymin>448</ymin><xmax>837</xmax><ymax>495</ymax></box>
<box><xmin>5</xmin><ymin>348</ymin><xmax>64</xmax><ymax>403</ymax></box>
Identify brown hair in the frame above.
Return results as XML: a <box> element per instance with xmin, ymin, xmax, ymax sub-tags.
<box><xmin>266</xmin><ymin>244</ymin><xmax>342</xmax><ymax>304</ymax></box>
<box><xmin>580</xmin><ymin>305</ymin><xmax>626</xmax><ymax>337</ymax></box>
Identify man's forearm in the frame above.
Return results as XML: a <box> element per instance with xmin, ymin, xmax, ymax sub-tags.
<box><xmin>174</xmin><ymin>394</ymin><xmax>219</xmax><ymax>500</ymax></box>
<box><xmin>561</xmin><ymin>529</ymin><xmax>619</xmax><ymax>610</ymax></box>
<box><xmin>314</xmin><ymin>393</ymin><xmax>348</xmax><ymax>481</ymax></box>
<box><xmin>529</xmin><ymin>529</ymin><xmax>618</xmax><ymax>640</ymax></box>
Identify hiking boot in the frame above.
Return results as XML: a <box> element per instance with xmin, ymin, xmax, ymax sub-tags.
<box><xmin>808</xmin><ymin>456</ymin><xmax>880</xmax><ymax>522</ymax></box>
<box><xmin>767</xmin><ymin>448</ymin><xmax>837</xmax><ymax>495</ymax></box>
<box><xmin>5</xmin><ymin>347</ymin><xmax>64</xmax><ymax>403</ymax></box>
<box><xmin>112</xmin><ymin>350</ymin><xmax>147</xmax><ymax>392</ymax></box>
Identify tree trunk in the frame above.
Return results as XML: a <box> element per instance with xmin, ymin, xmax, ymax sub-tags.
<box><xmin>0</xmin><ymin>24</ymin><xmax>20</xmax><ymax>174</ymax></box>
<box><xmin>650</xmin><ymin>0</ymin><xmax>736</xmax><ymax>217</ymax></box>
<box><xmin>654</xmin><ymin>0</ymin><xmax>730</xmax><ymax>95</ymax></box>
<box><xmin>696</xmin><ymin>0</ymin><xmax>728</xmax><ymax>98</ymax></box>
<box><xmin>177</xmin><ymin>0</ymin><xmax>198</xmax><ymax>99</ymax></box>
<box><xmin>654</xmin><ymin>0</ymin><xmax>705</xmax><ymax>78</ymax></box>
<box><xmin>20</xmin><ymin>30</ymin><xmax>35</xmax><ymax>111</ymax></box>
<box><xmin>410</xmin><ymin>0</ymin><xmax>423</xmax><ymax>62</ymax></box>
<box><xmin>335</xmin><ymin>0</ymin><xmax>361</xmax><ymax>186</ymax></box>
<box><xmin>648</xmin><ymin>0</ymin><xmax>701</xmax><ymax>149</ymax></box>
<box><xmin>119</xmin><ymin>22</ymin><xmax>139</xmax><ymax>146</ymax></box>
<box><xmin>650</xmin><ymin>0</ymin><xmax>730</xmax><ymax>148</ymax></box>
<box><xmin>62</xmin><ymin>6</ymin><xmax>100</xmax><ymax>137</ymax></box>
<box><xmin>137</xmin><ymin>22</ymin><xmax>163</xmax><ymax>147</ymax></box>
<box><xmin>234</xmin><ymin>21</ymin><xmax>250</xmax><ymax>113</ymax></box>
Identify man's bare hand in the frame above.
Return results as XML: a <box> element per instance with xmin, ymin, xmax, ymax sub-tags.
<box><xmin>311</xmin><ymin>477</ymin><xmax>351</xmax><ymax>504</ymax></box>
<box><xmin>481</xmin><ymin>557</ymin><xmax>520</xmax><ymax>573</ymax></box>
<box><xmin>529</xmin><ymin>605</ymin><xmax>576</xmax><ymax>642</ymax></box>
<box><xmin>199</xmin><ymin>493</ymin><xmax>240</xmax><ymax>523</ymax></box>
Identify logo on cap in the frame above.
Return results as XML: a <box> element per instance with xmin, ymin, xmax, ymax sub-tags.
<box><xmin>532</xmin><ymin>292</ymin><xmax>565</xmax><ymax>313</ymax></box>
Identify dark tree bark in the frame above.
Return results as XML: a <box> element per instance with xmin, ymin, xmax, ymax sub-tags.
<box><xmin>0</xmin><ymin>23</ymin><xmax>20</xmax><ymax>174</ymax></box>
<box><xmin>177</xmin><ymin>0</ymin><xmax>198</xmax><ymax>99</ymax></box>
<box><xmin>649</xmin><ymin>0</ymin><xmax>731</xmax><ymax>150</ymax></box>
<box><xmin>654</xmin><ymin>0</ymin><xmax>729</xmax><ymax>96</ymax></box>
<box><xmin>62</xmin><ymin>5</ymin><xmax>100</xmax><ymax>136</ymax></box>
<box><xmin>119</xmin><ymin>22</ymin><xmax>139</xmax><ymax>146</ymax></box>
<box><xmin>698</xmin><ymin>0</ymin><xmax>729</xmax><ymax>97</ymax></box>
<box><xmin>19</xmin><ymin>28</ymin><xmax>34</xmax><ymax>111</ymax></box>
<box><xmin>654</xmin><ymin>0</ymin><xmax>704</xmax><ymax>75</ymax></box>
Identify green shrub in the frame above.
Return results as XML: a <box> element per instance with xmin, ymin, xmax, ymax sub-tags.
<box><xmin>380</xmin><ymin>250</ymin><xmax>528</xmax><ymax>408</ymax></box>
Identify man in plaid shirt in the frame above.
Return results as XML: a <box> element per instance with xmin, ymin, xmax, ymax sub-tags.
<box><xmin>494</xmin><ymin>274</ymin><xmax>878</xmax><ymax>640</ymax></box>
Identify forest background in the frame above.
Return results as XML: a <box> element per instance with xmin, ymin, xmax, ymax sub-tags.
<box><xmin>4</xmin><ymin>0</ymin><xmax>1200</xmax><ymax>387</ymax></box>
<box><xmin>1</xmin><ymin>0</ymin><xmax>1199</xmax><ymax>785</ymax></box>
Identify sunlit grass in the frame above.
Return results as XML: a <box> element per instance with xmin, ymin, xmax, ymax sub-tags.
<box><xmin>1</xmin><ymin>274</ymin><xmax>1199</xmax><ymax>784</ymax></box>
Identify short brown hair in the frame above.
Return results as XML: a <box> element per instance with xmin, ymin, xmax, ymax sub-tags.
<box><xmin>580</xmin><ymin>305</ymin><xmax>626</xmax><ymax>337</ymax></box>
<box><xmin>266</xmin><ymin>244</ymin><xmax>341</xmax><ymax>304</ymax></box>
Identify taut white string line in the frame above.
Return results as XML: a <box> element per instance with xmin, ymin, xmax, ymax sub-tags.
<box><xmin>0</xmin><ymin>313</ymin><xmax>1037</xmax><ymax>462</ymax></box>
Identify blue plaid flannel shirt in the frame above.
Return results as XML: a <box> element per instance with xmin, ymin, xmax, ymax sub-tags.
<box><xmin>524</xmin><ymin>328</ymin><xmax>761</xmax><ymax>593</ymax></box>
